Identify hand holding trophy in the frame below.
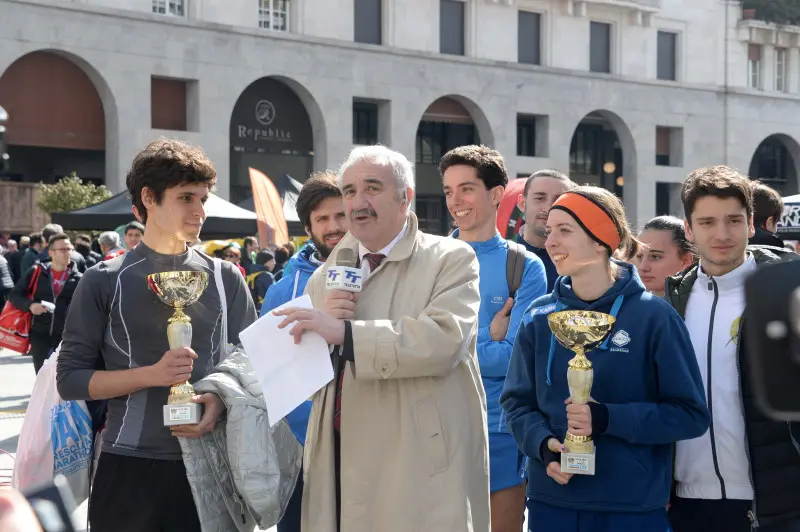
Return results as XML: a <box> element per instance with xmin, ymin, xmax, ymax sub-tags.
<box><xmin>147</xmin><ymin>271</ymin><xmax>209</xmax><ymax>426</ymax></box>
<box><xmin>547</xmin><ymin>310</ymin><xmax>615</xmax><ymax>476</ymax></box>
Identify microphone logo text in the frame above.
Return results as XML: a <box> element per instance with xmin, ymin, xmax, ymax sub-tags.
<box><xmin>345</xmin><ymin>271</ymin><xmax>362</xmax><ymax>283</ymax></box>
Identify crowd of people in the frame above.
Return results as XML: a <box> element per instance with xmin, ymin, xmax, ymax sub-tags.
<box><xmin>1</xmin><ymin>136</ymin><xmax>799</xmax><ymax>532</ymax></box>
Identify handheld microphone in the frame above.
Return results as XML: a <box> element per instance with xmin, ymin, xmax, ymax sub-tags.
<box><xmin>325</xmin><ymin>248</ymin><xmax>364</xmax><ymax>293</ymax></box>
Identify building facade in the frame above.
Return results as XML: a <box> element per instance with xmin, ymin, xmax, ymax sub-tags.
<box><xmin>2</xmin><ymin>0</ymin><xmax>800</xmax><ymax>233</ymax></box>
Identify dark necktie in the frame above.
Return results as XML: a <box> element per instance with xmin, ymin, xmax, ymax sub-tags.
<box><xmin>363</xmin><ymin>253</ymin><xmax>386</xmax><ymax>272</ymax></box>
<box><xmin>333</xmin><ymin>252</ymin><xmax>386</xmax><ymax>432</ymax></box>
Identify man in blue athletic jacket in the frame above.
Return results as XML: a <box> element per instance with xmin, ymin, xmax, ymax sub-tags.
<box><xmin>516</xmin><ymin>170</ymin><xmax>575</xmax><ymax>292</ymax></box>
<box><xmin>260</xmin><ymin>170</ymin><xmax>348</xmax><ymax>532</ymax></box>
<box><xmin>441</xmin><ymin>145</ymin><xmax>547</xmax><ymax>532</ymax></box>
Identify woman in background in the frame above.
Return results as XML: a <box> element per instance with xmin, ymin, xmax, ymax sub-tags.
<box><xmin>636</xmin><ymin>216</ymin><xmax>695</xmax><ymax>298</ymax></box>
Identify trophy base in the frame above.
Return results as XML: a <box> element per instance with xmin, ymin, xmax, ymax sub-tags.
<box><xmin>163</xmin><ymin>403</ymin><xmax>202</xmax><ymax>426</ymax></box>
<box><xmin>561</xmin><ymin>448</ymin><xmax>596</xmax><ymax>475</ymax></box>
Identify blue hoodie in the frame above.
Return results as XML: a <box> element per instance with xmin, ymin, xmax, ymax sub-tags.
<box><xmin>500</xmin><ymin>261</ymin><xmax>709</xmax><ymax>513</ymax></box>
<box><xmin>260</xmin><ymin>243</ymin><xmax>323</xmax><ymax>445</ymax></box>
<box><xmin>454</xmin><ymin>230</ymin><xmax>547</xmax><ymax>433</ymax></box>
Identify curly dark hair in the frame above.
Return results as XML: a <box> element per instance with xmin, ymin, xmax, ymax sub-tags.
<box><xmin>126</xmin><ymin>139</ymin><xmax>217</xmax><ymax>224</ymax></box>
<box><xmin>295</xmin><ymin>171</ymin><xmax>343</xmax><ymax>230</ymax></box>
<box><xmin>438</xmin><ymin>145</ymin><xmax>508</xmax><ymax>190</ymax></box>
<box><xmin>681</xmin><ymin>165</ymin><xmax>753</xmax><ymax>225</ymax></box>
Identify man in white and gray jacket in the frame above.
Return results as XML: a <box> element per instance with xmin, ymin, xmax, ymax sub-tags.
<box><xmin>666</xmin><ymin>166</ymin><xmax>800</xmax><ymax>532</ymax></box>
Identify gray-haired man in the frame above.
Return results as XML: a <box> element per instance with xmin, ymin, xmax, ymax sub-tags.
<box><xmin>98</xmin><ymin>231</ymin><xmax>125</xmax><ymax>260</ymax></box>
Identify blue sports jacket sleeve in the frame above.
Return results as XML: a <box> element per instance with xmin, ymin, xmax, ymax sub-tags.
<box><xmin>260</xmin><ymin>282</ymin><xmax>280</xmax><ymax>317</ymax></box>
<box><xmin>500</xmin><ymin>318</ymin><xmax>555</xmax><ymax>463</ymax></box>
<box><xmin>476</xmin><ymin>259</ymin><xmax>547</xmax><ymax>378</ymax></box>
<box><xmin>602</xmin><ymin>314</ymin><xmax>710</xmax><ymax>444</ymax></box>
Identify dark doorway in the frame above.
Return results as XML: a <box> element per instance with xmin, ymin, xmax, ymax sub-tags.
<box><xmin>229</xmin><ymin>78</ymin><xmax>314</xmax><ymax>204</ymax></box>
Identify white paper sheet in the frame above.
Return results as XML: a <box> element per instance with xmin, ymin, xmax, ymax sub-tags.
<box><xmin>239</xmin><ymin>294</ymin><xmax>333</xmax><ymax>427</ymax></box>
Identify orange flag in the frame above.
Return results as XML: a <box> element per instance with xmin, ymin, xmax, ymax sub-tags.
<box><xmin>248</xmin><ymin>167</ymin><xmax>289</xmax><ymax>247</ymax></box>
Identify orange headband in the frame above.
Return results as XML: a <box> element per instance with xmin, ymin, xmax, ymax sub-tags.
<box><xmin>551</xmin><ymin>192</ymin><xmax>621</xmax><ymax>252</ymax></box>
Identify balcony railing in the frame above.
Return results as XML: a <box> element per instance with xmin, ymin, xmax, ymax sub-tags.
<box><xmin>0</xmin><ymin>182</ymin><xmax>50</xmax><ymax>234</ymax></box>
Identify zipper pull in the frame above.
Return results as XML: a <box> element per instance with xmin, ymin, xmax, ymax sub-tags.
<box><xmin>708</xmin><ymin>277</ymin><xmax>713</xmax><ymax>291</ymax></box>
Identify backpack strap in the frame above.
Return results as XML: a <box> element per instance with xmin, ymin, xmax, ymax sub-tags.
<box><xmin>213</xmin><ymin>258</ymin><xmax>229</xmax><ymax>363</ymax></box>
<box><xmin>505</xmin><ymin>241</ymin><xmax>527</xmax><ymax>299</ymax></box>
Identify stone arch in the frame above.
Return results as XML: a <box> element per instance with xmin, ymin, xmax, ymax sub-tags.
<box><xmin>0</xmin><ymin>48</ymin><xmax>117</xmax><ymax>185</ymax></box>
<box><xmin>568</xmin><ymin>109</ymin><xmax>637</xmax><ymax>200</ymax></box>
<box><xmin>412</xmin><ymin>95</ymin><xmax>495</xmax><ymax>235</ymax></box>
<box><xmin>228</xmin><ymin>75</ymin><xmax>326</xmax><ymax>205</ymax></box>
<box><xmin>748</xmin><ymin>133</ymin><xmax>800</xmax><ymax>196</ymax></box>
<box><xmin>414</xmin><ymin>94</ymin><xmax>495</xmax><ymax>154</ymax></box>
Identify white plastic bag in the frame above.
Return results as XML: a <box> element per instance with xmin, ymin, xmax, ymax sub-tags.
<box><xmin>12</xmin><ymin>353</ymin><xmax>60</xmax><ymax>493</ymax></box>
<box><xmin>12</xmin><ymin>349</ymin><xmax>93</xmax><ymax>512</ymax></box>
<box><xmin>51</xmin><ymin>404</ymin><xmax>93</xmax><ymax>510</ymax></box>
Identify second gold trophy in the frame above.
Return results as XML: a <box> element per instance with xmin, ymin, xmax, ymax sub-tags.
<box><xmin>547</xmin><ymin>310</ymin><xmax>615</xmax><ymax>476</ymax></box>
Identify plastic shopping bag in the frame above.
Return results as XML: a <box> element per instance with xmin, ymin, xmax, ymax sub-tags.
<box><xmin>51</xmin><ymin>398</ymin><xmax>93</xmax><ymax>509</ymax></box>
<box><xmin>12</xmin><ymin>349</ymin><xmax>93</xmax><ymax>513</ymax></box>
<box><xmin>12</xmin><ymin>353</ymin><xmax>60</xmax><ymax>492</ymax></box>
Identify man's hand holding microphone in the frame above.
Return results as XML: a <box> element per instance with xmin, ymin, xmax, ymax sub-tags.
<box><xmin>275</xmin><ymin>248</ymin><xmax>363</xmax><ymax>344</ymax></box>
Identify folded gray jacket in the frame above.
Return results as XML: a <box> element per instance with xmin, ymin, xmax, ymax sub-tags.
<box><xmin>179</xmin><ymin>346</ymin><xmax>302</xmax><ymax>532</ymax></box>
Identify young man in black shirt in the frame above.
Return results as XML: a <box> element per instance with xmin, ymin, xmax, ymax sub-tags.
<box><xmin>57</xmin><ymin>139</ymin><xmax>257</xmax><ymax>532</ymax></box>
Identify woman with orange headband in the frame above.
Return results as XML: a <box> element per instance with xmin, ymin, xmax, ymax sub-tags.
<box><xmin>500</xmin><ymin>186</ymin><xmax>710</xmax><ymax>532</ymax></box>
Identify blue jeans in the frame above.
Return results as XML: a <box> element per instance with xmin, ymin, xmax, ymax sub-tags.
<box><xmin>277</xmin><ymin>468</ymin><xmax>303</xmax><ymax>532</ymax></box>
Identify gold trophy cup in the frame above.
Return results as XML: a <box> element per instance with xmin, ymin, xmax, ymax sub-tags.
<box><xmin>547</xmin><ymin>310</ymin><xmax>616</xmax><ymax>475</ymax></box>
<box><xmin>147</xmin><ymin>271</ymin><xmax>209</xmax><ymax>427</ymax></box>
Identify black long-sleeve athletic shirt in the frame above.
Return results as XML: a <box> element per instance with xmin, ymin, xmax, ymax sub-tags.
<box><xmin>57</xmin><ymin>243</ymin><xmax>257</xmax><ymax>460</ymax></box>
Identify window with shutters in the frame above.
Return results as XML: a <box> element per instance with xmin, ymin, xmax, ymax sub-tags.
<box><xmin>152</xmin><ymin>0</ymin><xmax>184</xmax><ymax>16</ymax></box>
<box><xmin>440</xmin><ymin>0</ymin><xmax>465</xmax><ymax>56</ymax></box>
<box><xmin>517</xmin><ymin>115</ymin><xmax>537</xmax><ymax>157</ymax></box>
<box><xmin>748</xmin><ymin>44</ymin><xmax>762</xmax><ymax>89</ymax></box>
<box><xmin>518</xmin><ymin>11</ymin><xmax>541</xmax><ymax>65</ymax></box>
<box><xmin>353</xmin><ymin>101</ymin><xmax>379</xmax><ymax>145</ymax></box>
<box><xmin>775</xmin><ymin>48</ymin><xmax>788</xmax><ymax>92</ymax></box>
<box><xmin>655</xmin><ymin>126</ymin><xmax>683</xmax><ymax>167</ymax></box>
<box><xmin>589</xmin><ymin>22</ymin><xmax>611</xmax><ymax>73</ymax></box>
<box><xmin>657</xmin><ymin>31</ymin><xmax>677</xmax><ymax>81</ymax></box>
<box><xmin>259</xmin><ymin>0</ymin><xmax>290</xmax><ymax>31</ymax></box>
<box><xmin>355</xmin><ymin>0</ymin><xmax>382</xmax><ymax>44</ymax></box>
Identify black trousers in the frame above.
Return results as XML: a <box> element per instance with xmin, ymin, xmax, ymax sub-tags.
<box><xmin>669</xmin><ymin>497</ymin><xmax>752</xmax><ymax>532</ymax></box>
<box><xmin>669</xmin><ymin>497</ymin><xmax>800</xmax><ymax>532</ymax></box>
<box><xmin>277</xmin><ymin>467</ymin><xmax>304</xmax><ymax>532</ymax></box>
<box><xmin>29</xmin><ymin>333</ymin><xmax>56</xmax><ymax>374</ymax></box>
<box><xmin>89</xmin><ymin>452</ymin><xmax>201</xmax><ymax>532</ymax></box>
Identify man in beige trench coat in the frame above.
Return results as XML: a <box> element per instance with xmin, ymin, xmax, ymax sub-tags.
<box><xmin>274</xmin><ymin>145</ymin><xmax>491</xmax><ymax>532</ymax></box>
